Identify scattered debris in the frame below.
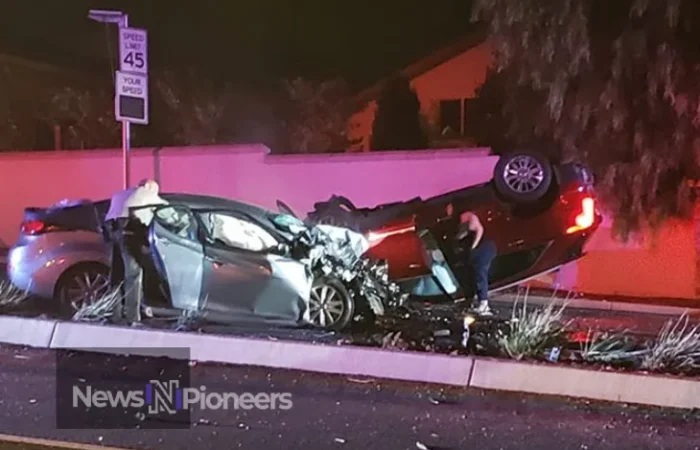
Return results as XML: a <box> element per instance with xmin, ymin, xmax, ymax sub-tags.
<box><xmin>174</xmin><ymin>297</ymin><xmax>209</xmax><ymax>331</ymax></box>
<box><xmin>382</xmin><ymin>331</ymin><xmax>407</xmax><ymax>349</ymax></box>
<box><xmin>347</xmin><ymin>377</ymin><xmax>376</xmax><ymax>384</ymax></box>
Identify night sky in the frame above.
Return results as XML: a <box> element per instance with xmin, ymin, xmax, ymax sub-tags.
<box><xmin>0</xmin><ymin>0</ymin><xmax>474</xmax><ymax>89</ymax></box>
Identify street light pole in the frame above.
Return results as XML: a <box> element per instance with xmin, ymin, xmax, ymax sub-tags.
<box><xmin>88</xmin><ymin>9</ymin><xmax>138</xmax><ymax>191</ymax></box>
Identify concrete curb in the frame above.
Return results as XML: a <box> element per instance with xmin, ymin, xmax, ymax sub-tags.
<box><xmin>2</xmin><ymin>316</ymin><xmax>699</xmax><ymax>410</ymax></box>
<box><xmin>469</xmin><ymin>358</ymin><xmax>700</xmax><ymax>410</ymax></box>
<box><xmin>0</xmin><ymin>315</ymin><xmax>56</xmax><ymax>348</ymax></box>
<box><xmin>49</xmin><ymin>321</ymin><xmax>475</xmax><ymax>386</ymax></box>
<box><xmin>493</xmin><ymin>294</ymin><xmax>700</xmax><ymax>316</ymax></box>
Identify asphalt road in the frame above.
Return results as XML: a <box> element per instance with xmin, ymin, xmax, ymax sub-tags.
<box><xmin>0</xmin><ymin>345</ymin><xmax>698</xmax><ymax>450</ymax></box>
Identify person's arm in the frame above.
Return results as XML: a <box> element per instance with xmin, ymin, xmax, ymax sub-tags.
<box><xmin>457</xmin><ymin>211</ymin><xmax>484</xmax><ymax>249</ymax></box>
<box><xmin>445</xmin><ymin>203</ymin><xmax>484</xmax><ymax>249</ymax></box>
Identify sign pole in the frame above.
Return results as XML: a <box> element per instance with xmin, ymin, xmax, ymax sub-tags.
<box><xmin>89</xmin><ymin>9</ymin><xmax>147</xmax><ymax>191</ymax></box>
<box><xmin>122</xmin><ymin>118</ymin><xmax>131</xmax><ymax>189</ymax></box>
<box><xmin>120</xmin><ymin>15</ymin><xmax>131</xmax><ymax>189</ymax></box>
<box><xmin>115</xmin><ymin>16</ymin><xmax>148</xmax><ymax>192</ymax></box>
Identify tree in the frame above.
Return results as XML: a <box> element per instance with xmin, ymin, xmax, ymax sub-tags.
<box><xmin>370</xmin><ymin>76</ymin><xmax>428</xmax><ymax>150</ymax></box>
<box><xmin>154</xmin><ymin>69</ymin><xmax>236</xmax><ymax>146</ymax></box>
<box><xmin>0</xmin><ymin>64</ymin><xmax>55</xmax><ymax>150</ymax></box>
<box><xmin>463</xmin><ymin>69</ymin><xmax>514</xmax><ymax>153</ymax></box>
<box><xmin>48</xmin><ymin>86</ymin><xmax>121</xmax><ymax>149</ymax></box>
<box><xmin>153</xmin><ymin>69</ymin><xmax>283</xmax><ymax>149</ymax></box>
<box><xmin>471</xmin><ymin>0</ymin><xmax>700</xmax><ymax>239</ymax></box>
<box><xmin>279</xmin><ymin>77</ymin><xmax>351</xmax><ymax>153</ymax></box>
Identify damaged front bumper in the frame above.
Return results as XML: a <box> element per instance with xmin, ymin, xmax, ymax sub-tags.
<box><xmin>298</xmin><ymin>223</ymin><xmax>409</xmax><ymax>325</ymax></box>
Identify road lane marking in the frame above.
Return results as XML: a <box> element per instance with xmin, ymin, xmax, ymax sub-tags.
<box><xmin>0</xmin><ymin>434</ymin><xmax>132</xmax><ymax>450</ymax></box>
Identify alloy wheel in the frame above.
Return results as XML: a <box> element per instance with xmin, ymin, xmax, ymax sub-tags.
<box><xmin>63</xmin><ymin>271</ymin><xmax>110</xmax><ymax>312</ymax></box>
<box><xmin>502</xmin><ymin>155</ymin><xmax>545</xmax><ymax>194</ymax></box>
<box><xmin>309</xmin><ymin>284</ymin><xmax>346</xmax><ymax>328</ymax></box>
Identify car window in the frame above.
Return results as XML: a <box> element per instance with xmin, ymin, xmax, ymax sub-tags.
<box><xmin>153</xmin><ymin>205</ymin><xmax>199</xmax><ymax>241</ymax></box>
<box><xmin>199</xmin><ymin>212</ymin><xmax>277</xmax><ymax>252</ymax></box>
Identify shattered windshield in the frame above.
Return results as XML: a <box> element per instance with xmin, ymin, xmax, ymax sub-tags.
<box><xmin>270</xmin><ymin>214</ymin><xmax>307</xmax><ymax>234</ymax></box>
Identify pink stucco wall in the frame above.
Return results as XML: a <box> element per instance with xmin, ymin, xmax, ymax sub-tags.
<box><xmin>553</xmin><ymin>216</ymin><xmax>696</xmax><ymax>299</ymax></box>
<box><xmin>0</xmin><ymin>145</ymin><xmax>496</xmax><ymax>244</ymax></box>
<box><xmin>0</xmin><ymin>144</ymin><xmax>695</xmax><ymax>299</ymax></box>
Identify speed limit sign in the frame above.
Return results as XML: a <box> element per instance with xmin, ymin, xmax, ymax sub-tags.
<box><xmin>119</xmin><ymin>27</ymin><xmax>147</xmax><ymax>75</ymax></box>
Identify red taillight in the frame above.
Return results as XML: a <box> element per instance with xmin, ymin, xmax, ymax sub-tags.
<box><xmin>367</xmin><ymin>224</ymin><xmax>416</xmax><ymax>246</ymax></box>
<box><xmin>566</xmin><ymin>197</ymin><xmax>596</xmax><ymax>234</ymax></box>
<box><xmin>20</xmin><ymin>220</ymin><xmax>47</xmax><ymax>235</ymax></box>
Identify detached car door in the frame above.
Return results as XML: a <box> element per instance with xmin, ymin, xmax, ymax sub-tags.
<box><xmin>196</xmin><ymin>210</ymin><xmax>311</xmax><ymax>323</ymax></box>
<box><xmin>148</xmin><ymin>205</ymin><xmax>206</xmax><ymax>311</ymax></box>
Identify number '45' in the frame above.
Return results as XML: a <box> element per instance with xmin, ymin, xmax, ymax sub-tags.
<box><xmin>124</xmin><ymin>52</ymin><xmax>145</xmax><ymax>69</ymax></box>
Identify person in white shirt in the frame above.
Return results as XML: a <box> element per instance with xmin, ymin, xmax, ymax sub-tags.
<box><xmin>105</xmin><ymin>179</ymin><xmax>168</xmax><ymax>324</ymax></box>
<box><xmin>105</xmin><ymin>179</ymin><xmax>168</xmax><ymax>224</ymax></box>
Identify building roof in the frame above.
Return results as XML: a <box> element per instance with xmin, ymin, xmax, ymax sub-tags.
<box><xmin>352</xmin><ymin>24</ymin><xmax>488</xmax><ymax>108</ymax></box>
<box><xmin>0</xmin><ymin>31</ymin><xmax>112</xmax><ymax>80</ymax></box>
<box><xmin>0</xmin><ymin>53</ymin><xmax>83</xmax><ymax>79</ymax></box>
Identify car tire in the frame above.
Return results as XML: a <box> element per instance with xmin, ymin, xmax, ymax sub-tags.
<box><xmin>55</xmin><ymin>263</ymin><xmax>111</xmax><ymax>318</ymax></box>
<box><xmin>308</xmin><ymin>276</ymin><xmax>354</xmax><ymax>331</ymax></box>
<box><xmin>493</xmin><ymin>150</ymin><xmax>553</xmax><ymax>204</ymax></box>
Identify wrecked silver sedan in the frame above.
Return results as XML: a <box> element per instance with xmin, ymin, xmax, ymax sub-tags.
<box><xmin>140</xmin><ymin>194</ymin><xmax>408</xmax><ymax>331</ymax></box>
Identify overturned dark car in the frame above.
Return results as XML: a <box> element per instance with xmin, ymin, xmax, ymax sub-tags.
<box><xmin>113</xmin><ymin>195</ymin><xmax>410</xmax><ymax>330</ymax></box>
<box><xmin>306</xmin><ymin>151</ymin><xmax>603</xmax><ymax>301</ymax></box>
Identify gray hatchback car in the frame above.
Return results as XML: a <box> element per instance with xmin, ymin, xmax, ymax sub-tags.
<box><xmin>7</xmin><ymin>193</ymin><xmax>406</xmax><ymax>331</ymax></box>
<box><xmin>7</xmin><ymin>199</ymin><xmax>112</xmax><ymax>314</ymax></box>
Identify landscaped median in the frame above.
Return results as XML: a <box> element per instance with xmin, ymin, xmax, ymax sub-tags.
<box><xmin>1</xmin><ymin>311</ymin><xmax>699</xmax><ymax>411</ymax></box>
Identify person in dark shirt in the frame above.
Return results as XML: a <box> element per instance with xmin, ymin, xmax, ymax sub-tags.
<box><xmin>446</xmin><ymin>203</ymin><xmax>497</xmax><ymax>315</ymax></box>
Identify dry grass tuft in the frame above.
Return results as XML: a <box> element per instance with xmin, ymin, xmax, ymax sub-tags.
<box><xmin>72</xmin><ymin>286</ymin><xmax>123</xmax><ymax>322</ymax></box>
<box><xmin>0</xmin><ymin>281</ymin><xmax>29</xmax><ymax>308</ymax></box>
<box><xmin>641</xmin><ymin>312</ymin><xmax>700</xmax><ymax>372</ymax></box>
<box><xmin>498</xmin><ymin>288</ymin><xmax>571</xmax><ymax>360</ymax></box>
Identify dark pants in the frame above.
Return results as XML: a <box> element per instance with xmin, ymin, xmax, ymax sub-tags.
<box><xmin>106</xmin><ymin>218</ymin><xmax>147</xmax><ymax>323</ymax></box>
<box><xmin>467</xmin><ymin>239</ymin><xmax>497</xmax><ymax>302</ymax></box>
